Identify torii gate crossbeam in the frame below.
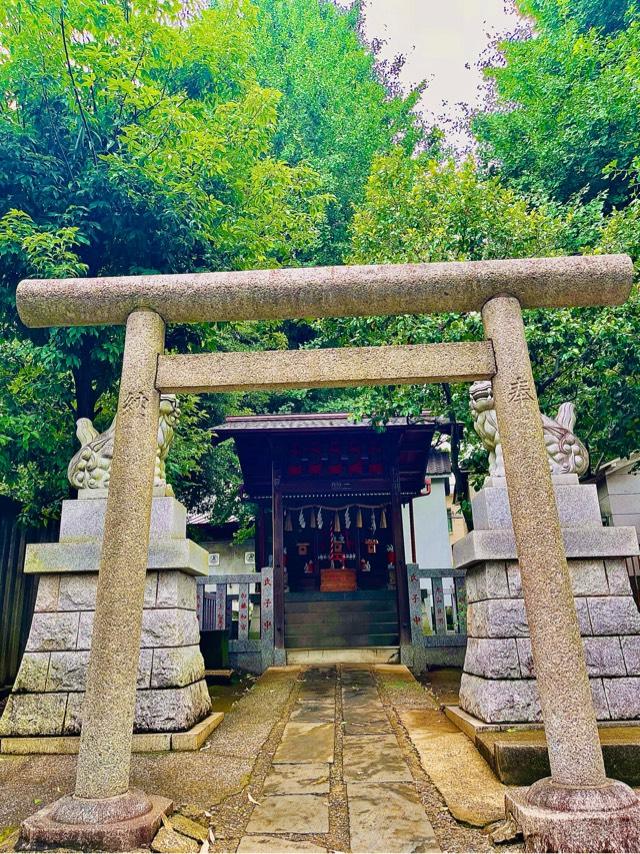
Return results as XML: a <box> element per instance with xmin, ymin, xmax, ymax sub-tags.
<box><xmin>16</xmin><ymin>254</ymin><xmax>640</xmax><ymax>853</ymax></box>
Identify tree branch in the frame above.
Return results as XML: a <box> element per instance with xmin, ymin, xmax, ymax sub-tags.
<box><xmin>116</xmin><ymin>45</ymin><xmax>147</xmax><ymax>125</ymax></box>
<box><xmin>59</xmin><ymin>7</ymin><xmax>98</xmax><ymax>167</ymax></box>
<box><xmin>38</xmin><ymin>54</ymin><xmax>74</xmax><ymax>181</ymax></box>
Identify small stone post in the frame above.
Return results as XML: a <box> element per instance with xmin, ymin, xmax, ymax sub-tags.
<box><xmin>22</xmin><ymin>309</ymin><xmax>173</xmax><ymax>850</ymax></box>
<box><xmin>483</xmin><ymin>296</ymin><xmax>640</xmax><ymax>851</ymax></box>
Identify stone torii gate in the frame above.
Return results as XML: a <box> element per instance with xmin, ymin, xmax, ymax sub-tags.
<box><xmin>16</xmin><ymin>255</ymin><xmax>640</xmax><ymax>852</ymax></box>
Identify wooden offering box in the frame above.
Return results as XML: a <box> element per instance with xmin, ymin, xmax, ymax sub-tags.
<box><xmin>320</xmin><ymin>568</ymin><xmax>357</xmax><ymax>592</ymax></box>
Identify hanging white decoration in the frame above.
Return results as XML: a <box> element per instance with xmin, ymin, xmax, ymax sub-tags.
<box><xmin>344</xmin><ymin>506</ymin><xmax>351</xmax><ymax>529</ymax></box>
<box><xmin>317</xmin><ymin>507</ymin><xmax>323</xmax><ymax>529</ymax></box>
<box><xmin>298</xmin><ymin>509</ymin><xmax>306</xmax><ymax>529</ymax></box>
<box><xmin>370</xmin><ymin>509</ymin><xmax>376</xmax><ymax>534</ymax></box>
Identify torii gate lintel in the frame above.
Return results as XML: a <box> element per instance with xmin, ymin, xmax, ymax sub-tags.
<box><xmin>16</xmin><ymin>254</ymin><xmax>640</xmax><ymax>853</ymax></box>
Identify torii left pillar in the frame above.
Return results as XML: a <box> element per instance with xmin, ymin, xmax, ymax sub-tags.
<box><xmin>21</xmin><ymin>310</ymin><xmax>173</xmax><ymax>851</ymax></box>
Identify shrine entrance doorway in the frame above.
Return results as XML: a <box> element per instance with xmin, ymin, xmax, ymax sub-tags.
<box><xmin>212</xmin><ymin>411</ymin><xmax>453</xmax><ymax>655</ymax></box>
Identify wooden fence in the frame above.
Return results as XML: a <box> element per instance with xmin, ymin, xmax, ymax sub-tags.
<box><xmin>197</xmin><ymin>564</ymin><xmax>468</xmax><ymax>671</ymax></box>
<box><xmin>0</xmin><ymin>498</ymin><xmax>58</xmax><ymax>688</ymax></box>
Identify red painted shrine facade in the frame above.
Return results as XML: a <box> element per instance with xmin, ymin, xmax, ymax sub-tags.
<box><xmin>212</xmin><ymin>413</ymin><xmax>452</xmax><ymax>654</ymax></box>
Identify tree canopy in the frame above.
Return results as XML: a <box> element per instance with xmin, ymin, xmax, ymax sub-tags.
<box><xmin>308</xmin><ymin>151</ymin><xmax>640</xmax><ymax>506</ymax></box>
<box><xmin>473</xmin><ymin>0</ymin><xmax>640</xmax><ymax>207</ymax></box>
<box><xmin>252</xmin><ymin>0</ymin><xmax>430</xmax><ymax>264</ymax></box>
<box><xmin>0</xmin><ymin>0</ymin><xmax>639</xmax><ymax>527</ymax></box>
<box><xmin>0</xmin><ymin>0</ymin><xmax>330</xmax><ymax>521</ymax></box>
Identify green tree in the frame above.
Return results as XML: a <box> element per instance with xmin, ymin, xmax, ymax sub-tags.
<box><xmin>310</xmin><ymin>151</ymin><xmax>640</xmax><ymax>504</ymax></box>
<box><xmin>474</xmin><ymin>1</ymin><xmax>640</xmax><ymax>207</ymax></box>
<box><xmin>0</xmin><ymin>0</ymin><xmax>330</xmax><ymax>522</ymax></box>
<box><xmin>252</xmin><ymin>0</ymin><xmax>431</xmax><ymax>264</ymax></box>
<box><xmin>523</xmin><ymin>0</ymin><xmax>637</xmax><ymax>36</ymax></box>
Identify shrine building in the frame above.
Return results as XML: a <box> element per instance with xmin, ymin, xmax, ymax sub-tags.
<box><xmin>208</xmin><ymin>412</ymin><xmax>456</xmax><ymax>662</ymax></box>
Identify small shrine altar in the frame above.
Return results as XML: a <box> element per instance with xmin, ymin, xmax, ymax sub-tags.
<box><xmin>212</xmin><ymin>412</ymin><xmax>451</xmax><ymax>653</ymax></box>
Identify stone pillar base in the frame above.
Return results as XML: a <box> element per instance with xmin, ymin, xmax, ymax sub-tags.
<box><xmin>20</xmin><ymin>790</ymin><xmax>173</xmax><ymax>852</ymax></box>
<box><xmin>506</xmin><ymin>777</ymin><xmax>640</xmax><ymax>852</ymax></box>
<box><xmin>0</xmin><ymin>497</ymin><xmax>212</xmax><ymax>738</ymax></box>
<box><xmin>454</xmin><ymin>479</ymin><xmax>640</xmax><ymax>724</ymax></box>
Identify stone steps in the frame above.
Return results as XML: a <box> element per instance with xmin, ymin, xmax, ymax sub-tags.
<box><xmin>286</xmin><ymin>633</ymin><xmax>400</xmax><ymax>650</ymax></box>
<box><xmin>284</xmin><ymin>590</ymin><xmax>399</xmax><ymax>649</ymax></box>
<box><xmin>286</xmin><ymin>647</ymin><xmax>400</xmax><ymax>665</ymax></box>
<box><xmin>285</xmin><ymin>610</ymin><xmax>398</xmax><ymax>627</ymax></box>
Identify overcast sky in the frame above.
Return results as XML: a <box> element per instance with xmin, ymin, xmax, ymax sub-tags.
<box><xmin>343</xmin><ymin>0</ymin><xmax>522</xmax><ymax>145</ymax></box>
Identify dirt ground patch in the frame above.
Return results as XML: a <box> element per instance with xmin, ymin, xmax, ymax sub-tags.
<box><xmin>0</xmin><ymin>665</ymin><xmax>523</xmax><ymax>852</ymax></box>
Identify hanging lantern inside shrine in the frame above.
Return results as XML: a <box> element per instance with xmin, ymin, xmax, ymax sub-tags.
<box><xmin>356</xmin><ymin>507</ymin><xmax>363</xmax><ymax>528</ymax></box>
<box><xmin>334</xmin><ymin>510</ymin><xmax>341</xmax><ymax>532</ymax></box>
<box><xmin>285</xmin><ymin>510</ymin><xmax>293</xmax><ymax>532</ymax></box>
<box><xmin>310</xmin><ymin>509</ymin><xmax>316</xmax><ymax>529</ymax></box>
<box><xmin>380</xmin><ymin>508</ymin><xmax>387</xmax><ymax>529</ymax></box>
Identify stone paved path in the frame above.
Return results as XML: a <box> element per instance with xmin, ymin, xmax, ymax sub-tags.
<box><xmin>0</xmin><ymin>665</ymin><xmax>517</xmax><ymax>853</ymax></box>
<box><xmin>237</xmin><ymin>665</ymin><xmax>440</xmax><ymax>853</ymax></box>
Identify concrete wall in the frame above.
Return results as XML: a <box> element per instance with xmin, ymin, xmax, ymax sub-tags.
<box><xmin>402</xmin><ymin>478</ymin><xmax>452</xmax><ymax>569</ymax></box>
<box><xmin>447</xmin><ymin>493</ymin><xmax>468</xmax><ymax>547</ymax></box>
<box><xmin>197</xmin><ymin>537</ymin><xmax>256</xmax><ymax>574</ymax></box>
<box><xmin>598</xmin><ymin>465</ymin><xmax>640</xmax><ymax>542</ymax></box>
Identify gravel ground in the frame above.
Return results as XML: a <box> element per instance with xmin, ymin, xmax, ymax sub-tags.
<box><xmin>420</xmin><ymin>668</ymin><xmax>465</xmax><ymax>705</ymax></box>
<box><xmin>0</xmin><ymin>668</ymin><xmax>302</xmax><ymax>853</ymax></box>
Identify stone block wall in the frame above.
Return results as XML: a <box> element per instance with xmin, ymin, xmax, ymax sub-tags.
<box><xmin>455</xmin><ymin>477</ymin><xmax>640</xmax><ymax>724</ymax></box>
<box><xmin>460</xmin><ymin>558</ymin><xmax>640</xmax><ymax>723</ymax></box>
<box><xmin>0</xmin><ymin>569</ymin><xmax>210</xmax><ymax>736</ymax></box>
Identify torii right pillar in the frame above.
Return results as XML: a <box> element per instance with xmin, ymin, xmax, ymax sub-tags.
<box><xmin>482</xmin><ymin>295</ymin><xmax>640</xmax><ymax>853</ymax></box>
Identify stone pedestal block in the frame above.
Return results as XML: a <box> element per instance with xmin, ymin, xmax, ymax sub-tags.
<box><xmin>506</xmin><ymin>778</ymin><xmax>640</xmax><ymax>852</ymax></box>
<box><xmin>21</xmin><ymin>791</ymin><xmax>174</xmax><ymax>852</ymax></box>
<box><xmin>0</xmin><ymin>498</ymin><xmax>211</xmax><ymax>737</ymax></box>
<box><xmin>454</xmin><ymin>479</ymin><xmax>640</xmax><ymax>724</ymax></box>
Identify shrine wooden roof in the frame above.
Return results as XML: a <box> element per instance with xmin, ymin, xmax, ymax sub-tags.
<box><xmin>212</xmin><ymin>412</ymin><xmax>451</xmax><ymax>432</ymax></box>
<box><xmin>211</xmin><ymin>412</ymin><xmax>453</xmax><ymax>500</ymax></box>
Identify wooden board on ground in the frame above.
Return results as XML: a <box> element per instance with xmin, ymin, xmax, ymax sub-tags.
<box><xmin>204</xmin><ymin>669</ymin><xmax>234</xmax><ymax>680</ymax></box>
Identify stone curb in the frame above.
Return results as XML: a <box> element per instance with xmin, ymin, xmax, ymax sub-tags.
<box><xmin>171</xmin><ymin>711</ymin><xmax>224</xmax><ymax>751</ymax></box>
<box><xmin>0</xmin><ymin>712</ymin><xmax>224</xmax><ymax>755</ymax></box>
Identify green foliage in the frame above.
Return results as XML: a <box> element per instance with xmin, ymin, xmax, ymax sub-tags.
<box><xmin>252</xmin><ymin>0</ymin><xmax>430</xmax><ymax>264</ymax></box>
<box><xmin>0</xmin><ymin>336</ymin><xmax>74</xmax><ymax>521</ymax></box>
<box><xmin>348</xmin><ymin>152</ymin><xmax>572</xmax><ymax>263</ymax></box>
<box><xmin>311</xmin><ymin>151</ymin><xmax>640</xmax><ymax>481</ymax></box>
<box><xmin>188</xmin><ymin>439</ymin><xmax>252</xmax><ymax>531</ymax></box>
<box><xmin>464</xmin><ymin>0</ymin><xmax>640</xmax><ymax>476</ymax></box>
<box><xmin>0</xmin><ymin>0</ymin><xmax>331</xmax><ymax>523</ymax></box>
<box><xmin>2</xmin><ymin>0</ymin><xmax>640</xmax><ymax>526</ymax></box>
<box><xmin>522</xmin><ymin>0</ymin><xmax>637</xmax><ymax>35</ymax></box>
<box><xmin>474</xmin><ymin>5</ymin><xmax>640</xmax><ymax>207</ymax></box>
